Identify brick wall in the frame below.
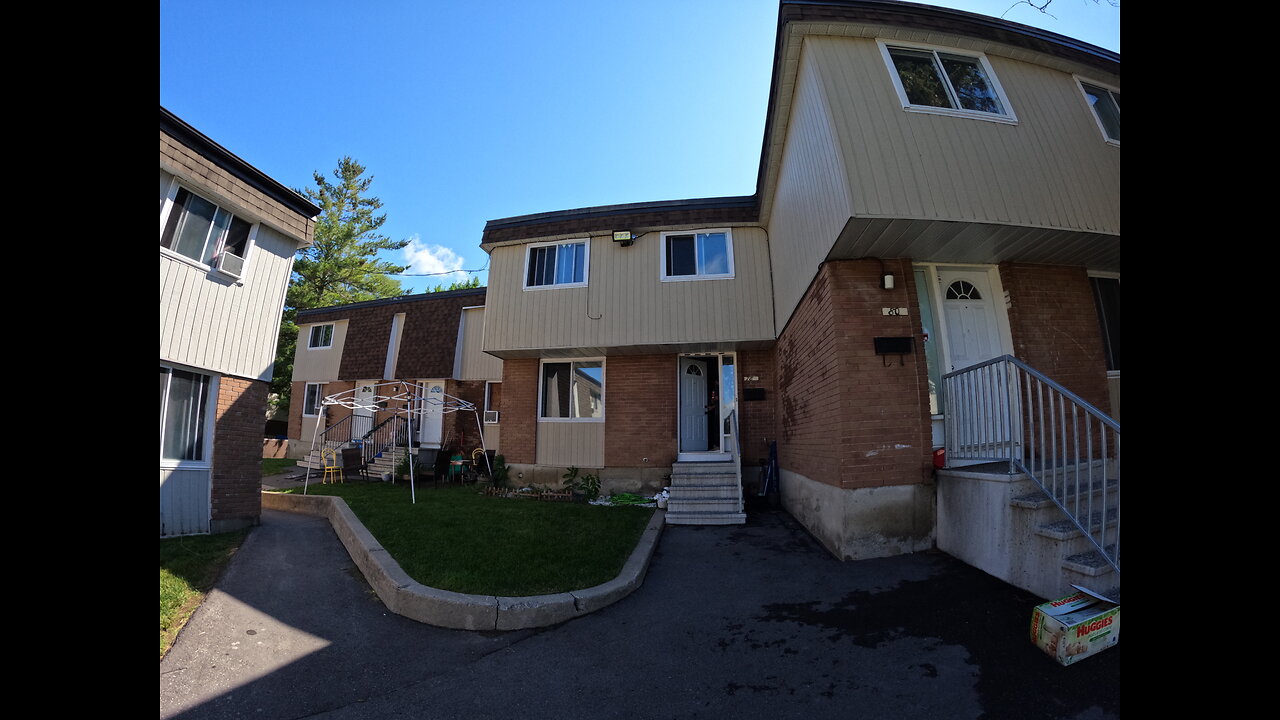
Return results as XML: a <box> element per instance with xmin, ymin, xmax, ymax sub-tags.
<box><xmin>299</xmin><ymin>290</ymin><xmax>486</xmax><ymax>382</ymax></box>
<box><xmin>998</xmin><ymin>263</ymin><xmax>1110</xmax><ymax>415</ymax></box>
<box><xmin>776</xmin><ymin>260</ymin><xmax>933</xmax><ymax>490</ymax></box>
<box><xmin>211</xmin><ymin>376</ymin><xmax>268</xmax><ymax>530</ymax></box>
<box><xmin>737</xmin><ymin>348</ymin><xmax>778</xmax><ymax>467</ymax></box>
<box><xmin>443</xmin><ymin>380</ymin><xmax>487</xmax><ymax>456</ymax></box>
<box><xmin>500</xmin><ymin>358</ymin><xmax>538</xmax><ymax>463</ymax></box>
<box><xmin>603</xmin><ymin>355</ymin><xmax>677</xmax><ymax>467</ymax></box>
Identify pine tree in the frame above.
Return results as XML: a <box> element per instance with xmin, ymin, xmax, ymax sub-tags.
<box><xmin>270</xmin><ymin>158</ymin><xmax>408</xmax><ymax>405</ymax></box>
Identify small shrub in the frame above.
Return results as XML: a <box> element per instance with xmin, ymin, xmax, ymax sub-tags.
<box><xmin>492</xmin><ymin>454</ymin><xmax>510</xmax><ymax>488</ymax></box>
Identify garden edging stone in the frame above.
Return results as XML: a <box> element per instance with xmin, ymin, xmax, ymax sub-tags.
<box><xmin>262</xmin><ymin>490</ymin><xmax>665</xmax><ymax>631</ymax></box>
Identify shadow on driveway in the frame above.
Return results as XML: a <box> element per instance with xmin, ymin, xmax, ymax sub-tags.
<box><xmin>161</xmin><ymin>506</ymin><xmax>1119</xmax><ymax>720</ymax></box>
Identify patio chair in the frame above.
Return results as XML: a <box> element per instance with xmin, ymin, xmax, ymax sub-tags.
<box><xmin>320</xmin><ymin>448</ymin><xmax>343</xmax><ymax>484</ymax></box>
<box><xmin>340</xmin><ymin>447</ymin><xmax>370</xmax><ymax>482</ymax></box>
<box><xmin>415</xmin><ymin>448</ymin><xmax>441</xmax><ymax>487</ymax></box>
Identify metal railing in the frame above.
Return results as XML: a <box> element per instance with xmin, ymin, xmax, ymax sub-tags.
<box><xmin>943</xmin><ymin>355</ymin><xmax>1120</xmax><ymax>574</ymax></box>
<box><xmin>728</xmin><ymin>409</ymin><xmax>744</xmax><ymax>512</ymax></box>
<box><xmin>316</xmin><ymin>414</ymin><xmax>354</xmax><ymax>449</ymax></box>
<box><xmin>359</xmin><ymin>414</ymin><xmax>410</xmax><ymax>467</ymax></box>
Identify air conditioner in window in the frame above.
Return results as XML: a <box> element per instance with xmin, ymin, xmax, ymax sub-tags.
<box><xmin>215</xmin><ymin>250</ymin><xmax>245</xmax><ymax>279</ymax></box>
<box><xmin>484</xmin><ymin>410</ymin><xmax>500</xmax><ymax>424</ymax></box>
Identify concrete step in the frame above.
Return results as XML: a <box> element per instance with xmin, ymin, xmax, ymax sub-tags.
<box><xmin>668</xmin><ymin>485</ymin><xmax>741</xmax><ymax>501</ymax></box>
<box><xmin>665</xmin><ymin>510</ymin><xmax>747</xmax><ymax>525</ymax></box>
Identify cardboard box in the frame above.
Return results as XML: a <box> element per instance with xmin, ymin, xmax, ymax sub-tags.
<box><xmin>1030</xmin><ymin>586</ymin><xmax>1120</xmax><ymax>666</ymax></box>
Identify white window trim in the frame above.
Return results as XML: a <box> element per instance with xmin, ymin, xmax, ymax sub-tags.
<box><xmin>302</xmin><ymin>382</ymin><xmax>326</xmax><ymax>418</ymax></box>
<box><xmin>877</xmin><ymin>40</ymin><xmax>1018</xmax><ymax>125</ymax></box>
<box><xmin>159</xmin><ymin>363</ymin><xmax>219</xmax><ymax>470</ymax></box>
<box><xmin>158</xmin><ymin>177</ymin><xmax>259</xmax><ymax>281</ymax></box>
<box><xmin>522</xmin><ymin>238</ymin><xmax>590</xmax><ymax>291</ymax></box>
<box><xmin>307</xmin><ymin>323</ymin><xmax>335</xmax><ymax>350</ymax></box>
<box><xmin>484</xmin><ymin>381</ymin><xmax>500</xmax><ymax>423</ymax></box>
<box><xmin>537</xmin><ymin>358</ymin><xmax>605</xmax><ymax>423</ymax></box>
<box><xmin>1074</xmin><ymin>75</ymin><xmax>1121</xmax><ymax>146</ymax></box>
<box><xmin>659</xmin><ymin>228</ymin><xmax>736</xmax><ymax>282</ymax></box>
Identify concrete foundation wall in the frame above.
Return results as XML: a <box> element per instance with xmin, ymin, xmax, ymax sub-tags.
<box><xmin>781</xmin><ymin>469</ymin><xmax>935</xmax><ymax>561</ymax></box>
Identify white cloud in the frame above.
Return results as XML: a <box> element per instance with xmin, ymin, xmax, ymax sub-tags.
<box><xmin>403</xmin><ymin>235</ymin><xmax>470</xmax><ymax>285</ymax></box>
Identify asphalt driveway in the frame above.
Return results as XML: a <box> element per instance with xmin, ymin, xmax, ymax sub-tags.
<box><xmin>160</xmin><ymin>505</ymin><xmax>1120</xmax><ymax>719</ymax></box>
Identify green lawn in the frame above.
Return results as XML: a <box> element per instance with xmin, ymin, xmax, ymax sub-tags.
<box><xmin>160</xmin><ymin>529</ymin><xmax>249</xmax><ymax>658</ymax></box>
<box><xmin>262</xmin><ymin>458</ymin><xmax>297</xmax><ymax>476</ymax></box>
<box><xmin>291</xmin><ymin>483</ymin><xmax>654</xmax><ymax>596</ymax></box>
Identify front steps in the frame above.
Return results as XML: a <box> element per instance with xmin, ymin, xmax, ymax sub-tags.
<box><xmin>666</xmin><ymin>460</ymin><xmax>745</xmax><ymax>525</ymax></box>
<box><xmin>937</xmin><ymin>462</ymin><xmax>1120</xmax><ymax>600</ymax></box>
<box><xmin>297</xmin><ymin>445</ymin><xmax>410</xmax><ymax>481</ymax></box>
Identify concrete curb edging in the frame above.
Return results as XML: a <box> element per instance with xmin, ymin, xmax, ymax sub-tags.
<box><xmin>262</xmin><ymin>491</ymin><xmax>665</xmax><ymax>631</ymax></box>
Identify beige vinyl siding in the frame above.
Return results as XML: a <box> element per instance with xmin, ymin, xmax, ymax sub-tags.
<box><xmin>766</xmin><ymin>35</ymin><xmax>1119</xmax><ymax>330</ymax></box>
<box><xmin>292</xmin><ymin>320</ymin><xmax>349</xmax><ymax>382</ymax></box>
<box><xmin>457</xmin><ymin>307</ymin><xmax>503</xmax><ymax>380</ymax></box>
<box><xmin>767</xmin><ymin>45</ymin><xmax>856</xmax><ymax>334</ymax></box>
<box><xmin>484</xmin><ymin>226</ymin><xmax>774</xmax><ymax>355</ymax></box>
<box><xmin>159</xmin><ymin>224</ymin><xmax>297</xmax><ymax>381</ymax></box>
<box><xmin>535</xmin><ymin>421</ymin><xmax>604</xmax><ymax>467</ymax></box>
<box><xmin>482</xmin><ymin>423</ymin><xmax>501</xmax><ymax>453</ymax></box>
<box><xmin>810</xmin><ymin>36</ymin><xmax>1119</xmax><ymax>234</ymax></box>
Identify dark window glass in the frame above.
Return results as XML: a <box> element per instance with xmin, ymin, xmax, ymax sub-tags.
<box><xmin>1090</xmin><ymin>278</ymin><xmax>1121</xmax><ymax>371</ymax></box>
<box><xmin>666</xmin><ymin>235</ymin><xmax>697</xmax><ymax>276</ymax></box>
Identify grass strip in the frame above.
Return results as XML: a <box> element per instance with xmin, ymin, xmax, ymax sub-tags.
<box><xmin>291</xmin><ymin>483</ymin><xmax>653</xmax><ymax>596</ymax></box>
<box><xmin>160</xmin><ymin>529</ymin><xmax>249</xmax><ymax>658</ymax></box>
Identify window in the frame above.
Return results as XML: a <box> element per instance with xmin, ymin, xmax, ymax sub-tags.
<box><xmin>160</xmin><ymin>365</ymin><xmax>212</xmax><ymax>463</ymax></box>
<box><xmin>539</xmin><ymin>360</ymin><xmax>604</xmax><ymax>420</ymax></box>
<box><xmin>525</xmin><ymin>240</ymin><xmax>588</xmax><ymax>289</ymax></box>
<box><xmin>1078</xmin><ymin>79</ymin><xmax>1121</xmax><ymax>144</ymax></box>
<box><xmin>1090</xmin><ymin>276</ymin><xmax>1121</xmax><ymax>372</ymax></box>
<box><xmin>484</xmin><ymin>381</ymin><xmax>500</xmax><ymax>424</ymax></box>
<box><xmin>160</xmin><ymin>186</ymin><xmax>254</xmax><ymax>276</ymax></box>
<box><xmin>308</xmin><ymin>324</ymin><xmax>334</xmax><ymax>349</ymax></box>
<box><xmin>880</xmin><ymin>41</ymin><xmax>1014</xmax><ymax>121</ymax></box>
<box><xmin>303</xmin><ymin>383</ymin><xmax>326</xmax><ymax>417</ymax></box>
<box><xmin>661</xmin><ymin>230</ymin><xmax>734</xmax><ymax>281</ymax></box>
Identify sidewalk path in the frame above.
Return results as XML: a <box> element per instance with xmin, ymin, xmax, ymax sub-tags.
<box><xmin>160</xmin><ymin>507</ymin><xmax>1120</xmax><ymax>720</ymax></box>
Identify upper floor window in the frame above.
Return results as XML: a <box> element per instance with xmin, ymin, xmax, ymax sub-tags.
<box><xmin>308</xmin><ymin>324</ymin><xmax>334</xmax><ymax>349</ymax></box>
<box><xmin>661</xmin><ymin>230</ymin><xmax>734</xmax><ymax>281</ymax></box>
<box><xmin>525</xmin><ymin>239</ymin><xmax>588</xmax><ymax>289</ymax></box>
<box><xmin>1077</xmin><ymin>78</ymin><xmax>1121</xmax><ymax>144</ymax></box>
<box><xmin>879</xmin><ymin>41</ymin><xmax>1015</xmax><ymax>122</ymax></box>
<box><xmin>160</xmin><ymin>185</ymin><xmax>255</xmax><ymax>278</ymax></box>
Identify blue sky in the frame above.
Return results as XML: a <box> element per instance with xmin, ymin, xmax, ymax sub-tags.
<box><xmin>160</xmin><ymin>0</ymin><xmax>1119</xmax><ymax>293</ymax></box>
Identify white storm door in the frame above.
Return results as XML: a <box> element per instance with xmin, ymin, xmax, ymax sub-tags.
<box><xmin>418</xmin><ymin>380</ymin><xmax>445</xmax><ymax>447</ymax></box>
<box><xmin>679</xmin><ymin>358</ymin><xmax>709</xmax><ymax>452</ymax></box>
<box><xmin>353</xmin><ymin>382</ymin><xmax>376</xmax><ymax>439</ymax></box>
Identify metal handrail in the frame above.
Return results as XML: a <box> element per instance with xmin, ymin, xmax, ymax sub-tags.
<box><xmin>359</xmin><ymin>414</ymin><xmax>410</xmax><ymax>467</ymax></box>
<box><xmin>728</xmin><ymin>409</ymin><xmax>744</xmax><ymax>512</ymax></box>
<box><xmin>316</xmin><ymin>414</ymin><xmax>353</xmax><ymax>449</ymax></box>
<box><xmin>943</xmin><ymin>355</ymin><xmax>1120</xmax><ymax>575</ymax></box>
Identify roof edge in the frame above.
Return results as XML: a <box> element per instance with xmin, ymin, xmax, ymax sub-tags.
<box><xmin>161</xmin><ymin>106</ymin><xmax>322</xmax><ymax>220</ymax></box>
<box><xmin>296</xmin><ymin>287</ymin><xmax>488</xmax><ymax>318</ymax></box>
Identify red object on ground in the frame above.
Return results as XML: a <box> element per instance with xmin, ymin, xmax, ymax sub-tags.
<box><xmin>932</xmin><ymin>447</ymin><xmax>946</xmax><ymax>469</ymax></box>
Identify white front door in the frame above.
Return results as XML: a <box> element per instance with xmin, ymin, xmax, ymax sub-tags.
<box><xmin>417</xmin><ymin>380</ymin><xmax>445</xmax><ymax>447</ymax></box>
<box><xmin>937</xmin><ymin>268</ymin><xmax>1014</xmax><ymax>457</ymax></box>
<box><xmin>679</xmin><ymin>358</ymin><xmax>709</xmax><ymax>453</ymax></box>
<box><xmin>938</xmin><ymin>270</ymin><xmax>1002</xmax><ymax>372</ymax></box>
<box><xmin>353</xmin><ymin>382</ymin><xmax>376</xmax><ymax>439</ymax></box>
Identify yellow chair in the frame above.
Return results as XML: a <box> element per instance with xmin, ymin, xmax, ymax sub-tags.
<box><xmin>321</xmin><ymin>448</ymin><xmax>344</xmax><ymax>484</ymax></box>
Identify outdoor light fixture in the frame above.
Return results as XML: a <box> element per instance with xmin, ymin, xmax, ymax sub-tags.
<box><xmin>613</xmin><ymin>230</ymin><xmax>636</xmax><ymax>247</ymax></box>
<box><xmin>883</xmin><ymin>272</ymin><xmax>895</xmax><ymax>290</ymax></box>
